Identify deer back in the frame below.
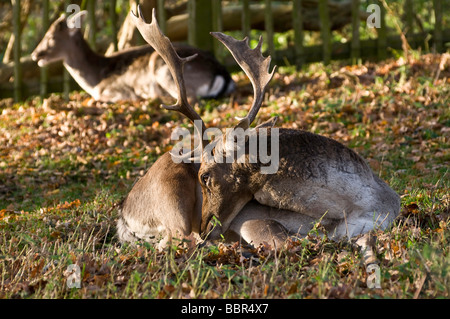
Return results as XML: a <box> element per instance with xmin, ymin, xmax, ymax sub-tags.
<box><xmin>117</xmin><ymin>152</ymin><xmax>201</xmax><ymax>245</ymax></box>
<box><xmin>199</xmin><ymin>127</ymin><xmax>400</xmax><ymax>239</ymax></box>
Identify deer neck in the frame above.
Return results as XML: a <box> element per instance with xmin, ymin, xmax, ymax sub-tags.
<box><xmin>62</xmin><ymin>31</ymin><xmax>108</xmax><ymax>98</ymax></box>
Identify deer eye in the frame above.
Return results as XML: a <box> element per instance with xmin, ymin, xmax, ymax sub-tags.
<box><xmin>200</xmin><ymin>173</ymin><xmax>210</xmax><ymax>186</ymax></box>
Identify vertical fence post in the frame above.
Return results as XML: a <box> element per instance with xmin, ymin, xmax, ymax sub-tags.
<box><xmin>433</xmin><ymin>0</ymin><xmax>443</xmax><ymax>52</ymax></box>
<box><xmin>188</xmin><ymin>0</ymin><xmax>194</xmax><ymax>45</ymax></box>
<box><xmin>351</xmin><ymin>0</ymin><xmax>360</xmax><ymax>64</ymax></box>
<box><xmin>242</xmin><ymin>0</ymin><xmax>251</xmax><ymax>40</ymax></box>
<box><xmin>157</xmin><ymin>0</ymin><xmax>166</xmax><ymax>34</ymax></box>
<box><xmin>87</xmin><ymin>0</ymin><xmax>96</xmax><ymax>51</ymax></box>
<box><xmin>318</xmin><ymin>0</ymin><xmax>331</xmax><ymax>64</ymax></box>
<box><xmin>63</xmin><ymin>0</ymin><xmax>71</xmax><ymax>100</ymax></box>
<box><xmin>212</xmin><ymin>0</ymin><xmax>223</xmax><ymax>61</ymax></box>
<box><xmin>110</xmin><ymin>0</ymin><xmax>118</xmax><ymax>52</ymax></box>
<box><xmin>188</xmin><ymin>0</ymin><xmax>214</xmax><ymax>52</ymax></box>
<box><xmin>12</xmin><ymin>0</ymin><xmax>22</xmax><ymax>102</ymax></box>
<box><xmin>293</xmin><ymin>0</ymin><xmax>304</xmax><ymax>68</ymax></box>
<box><xmin>264</xmin><ymin>0</ymin><xmax>275</xmax><ymax>61</ymax></box>
<box><xmin>404</xmin><ymin>0</ymin><xmax>415</xmax><ymax>48</ymax></box>
<box><xmin>40</xmin><ymin>0</ymin><xmax>50</xmax><ymax>97</ymax></box>
<box><xmin>377</xmin><ymin>0</ymin><xmax>387</xmax><ymax>60</ymax></box>
<box><xmin>212</xmin><ymin>0</ymin><xmax>223</xmax><ymax>32</ymax></box>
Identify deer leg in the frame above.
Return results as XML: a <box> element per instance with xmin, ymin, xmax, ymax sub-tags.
<box><xmin>330</xmin><ymin>208</ymin><xmax>392</xmax><ymax>240</ymax></box>
<box><xmin>330</xmin><ymin>212</ymin><xmax>381</xmax><ymax>267</ymax></box>
<box><xmin>117</xmin><ymin>214</ymin><xmax>167</xmax><ymax>244</ymax></box>
<box><xmin>156</xmin><ymin>231</ymin><xmax>202</xmax><ymax>251</ymax></box>
<box><xmin>237</xmin><ymin>219</ymin><xmax>289</xmax><ymax>250</ymax></box>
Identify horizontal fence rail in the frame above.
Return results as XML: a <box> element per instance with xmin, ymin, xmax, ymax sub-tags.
<box><xmin>1</xmin><ymin>0</ymin><xmax>449</xmax><ymax>101</ymax></box>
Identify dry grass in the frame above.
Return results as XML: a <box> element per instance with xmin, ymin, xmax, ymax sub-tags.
<box><xmin>0</xmin><ymin>52</ymin><xmax>449</xmax><ymax>299</ymax></box>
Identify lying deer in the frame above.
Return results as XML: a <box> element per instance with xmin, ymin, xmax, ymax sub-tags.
<box><xmin>31</xmin><ymin>10</ymin><xmax>235</xmax><ymax>103</ymax></box>
<box><xmin>117</xmin><ymin>146</ymin><xmax>313</xmax><ymax>250</ymax></box>
<box><xmin>118</xmin><ymin>9</ymin><xmax>322</xmax><ymax>250</ymax></box>
<box><xmin>127</xmin><ymin>8</ymin><xmax>401</xmax><ymax>254</ymax></box>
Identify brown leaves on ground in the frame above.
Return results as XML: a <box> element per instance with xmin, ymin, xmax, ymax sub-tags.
<box><xmin>0</xmin><ymin>53</ymin><xmax>449</xmax><ymax>299</ymax></box>
<box><xmin>1</xmin><ymin>53</ymin><xmax>448</xmax><ymax>211</ymax></box>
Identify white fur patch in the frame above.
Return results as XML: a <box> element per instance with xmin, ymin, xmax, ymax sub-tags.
<box><xmin>207</xmin><ymin>75</ymin><xmax>225</xmax><ymax>97</ymax></box>
<box><xmin>118</xmin><ymin>215</ymin><xmax>165</xmax><ymax>243</ymax></box>
<box><xmin>196</xmin><ymin>75</ymin><xmax>226</xmax><ymax>98</ymax></box>
<box><xmin>196</xmin><ymin>84</ymin><xmax>210</xmax><ymax>97</ymax></box>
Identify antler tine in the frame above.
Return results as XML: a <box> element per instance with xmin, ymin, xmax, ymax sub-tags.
<box><xmin>211</xmin><ymin>32</ymin><xmax>276</xmax><ymax>128</ymax></box>
<box><xmin>131</xmin><ymin>6</ymin><xmax>207</xmax><ymax>136</ymax></box>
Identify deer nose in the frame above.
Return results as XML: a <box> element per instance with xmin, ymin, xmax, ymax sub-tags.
<box><xmin>200</xmin><ymin>214</ymin><xmax>213</xmax><ymax>239</ymax></box>
<box><xmin>200</xmin><ymin>217</ymin><xmax>222</xmax><ymax>241</ymax></box>
<box><xmin>199</xmin><ymin>224</ymin><xmax>210</xmax><ymax>240</ymax></box>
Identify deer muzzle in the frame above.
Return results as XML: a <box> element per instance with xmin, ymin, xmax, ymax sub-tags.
<box><xmin>200</xmin><ymin>215</ymin><xmax>222</xmax><ymax>241</ymax></box>
<box><xmin>31</xmin><ymin>50</ymin><xmax>49</xmax><ymax>67</ymax></box>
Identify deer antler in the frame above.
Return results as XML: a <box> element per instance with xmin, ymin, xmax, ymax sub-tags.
<box><xmin>131</xmin><ymin>6</ymin><xmax>207</xmax><ymax>145</ymax></box>
<box><xmin>210</xmin><ymin>33</ymin><xmax>276</xmax><ymax>129</ymax></box>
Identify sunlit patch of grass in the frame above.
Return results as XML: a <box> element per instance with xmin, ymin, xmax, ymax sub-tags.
<box><xmin>1</xmin><ymin>52</ymin><xmax>449</xmax><ymax>299</ymax></box>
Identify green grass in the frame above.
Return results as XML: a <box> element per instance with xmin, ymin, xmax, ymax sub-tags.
<box><xmin>0</xmin><ymin>52</ymin><xmax>449</xmax><ymax>299</ymax></box>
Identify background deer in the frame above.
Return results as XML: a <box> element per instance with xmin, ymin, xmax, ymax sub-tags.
<box><xmin>129</xmin><ymin>7</ymin><xmax>401</xmax><ymax>255</ymax></box>
<box><xmin>31</xmin><ymin>10</ymin><xmax>235</xmax><ymax>103</ymax></box>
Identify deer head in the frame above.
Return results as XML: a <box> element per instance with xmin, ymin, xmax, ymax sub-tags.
<box><xmin>197</xmin><ymin>32</ymin><xmax>278</xmax><ymax>238</ymax></box>
<box><xmin>131</xmin><ymin>6</ymin><xmax>277</xmax><ymax>239</ymax></box>
<box><xmin>32</xmin><ymin>11</ymin><xmax>87</xmax><ymax>67</ymax></box>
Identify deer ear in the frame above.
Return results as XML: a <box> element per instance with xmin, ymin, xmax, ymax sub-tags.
<box><xmin>221</xmin><ymin>117</ymin><xmax>250</xmax><ymax>154</ymax></box>
<box><xmin>255</xmin><ymin>116</ymin><xmax>278</xmax><ymax>129</ymax></box>
<box><xmin>233</xmin><ymin>117</ymin><xmax>249</xmax><ymax>130</ymax></box>
<box><xmin>67</xmin><ymin>10</ymin><xmax>88</xmax><ymax>35</ymax></box>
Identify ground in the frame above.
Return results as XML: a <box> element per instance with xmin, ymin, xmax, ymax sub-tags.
<box><xmin>0</xmin><ymin>52</ymin><xmax>448</xmax><ymax>299</ymax></box>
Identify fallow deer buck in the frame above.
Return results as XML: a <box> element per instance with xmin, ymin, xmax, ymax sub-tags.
<box><xmin>129</xmin><ymin>7</ymin><xmax>401</xmax><ymax>255</ymax></box>
<box><xmin>31</xmin><ymin>10</ymin><xmax>235</xmax><ymax>103</ymax></box>
<box><xmin>117</xmin><ymin>146</ymin><xmax>309</xmax><ymax>250</ymax></box>
<box><xmin>117</xmin><ymin>8</ymin><xmax>321</xmax><ymax>250</ymax></box>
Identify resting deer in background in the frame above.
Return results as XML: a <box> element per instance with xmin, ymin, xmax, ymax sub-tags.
<box><xmin>128</xmin><ymin>7</ymin><xmax>401</xmax><ymax>255</ymax></box>
<box><xmin>31</xmin><ymin>10</ymin><xmax>235</xmax><ymax>103</ymax></box>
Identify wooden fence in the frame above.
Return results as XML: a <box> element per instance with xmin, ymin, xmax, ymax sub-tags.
<box><xmin>1</xmin><ymin>0</ymin><xmax>449</xmax><ymax>102</ymax></box>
